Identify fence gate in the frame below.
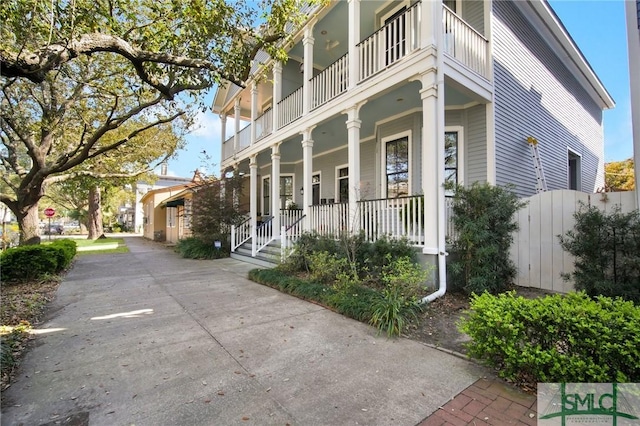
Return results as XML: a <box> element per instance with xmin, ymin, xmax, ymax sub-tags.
<box><xmin>510</xmin><ymin>190</ymin><xmax>637</xmax><ymax>292</ymax></box>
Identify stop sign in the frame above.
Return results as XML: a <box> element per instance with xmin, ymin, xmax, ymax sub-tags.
<box><xmin>44</xmin><ymin>207</ymin><xmax>56</xmax><ymax>217</ymax></box>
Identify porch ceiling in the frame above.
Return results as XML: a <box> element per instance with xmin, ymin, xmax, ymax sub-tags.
<box><xmin>236</xmin><ymin>79</ymin><xmax>478</xmax><ymax>168</ymax></box>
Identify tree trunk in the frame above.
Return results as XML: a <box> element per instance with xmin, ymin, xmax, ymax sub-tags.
<box><xmin>87</xmin><ymin>185</ymin><xmax>104</xmax><ymax>240</ymax></box>
<box><xmin>17</xmin><ymin>204</ymin><xmax>41</xmax><ymax>245</ymax></box>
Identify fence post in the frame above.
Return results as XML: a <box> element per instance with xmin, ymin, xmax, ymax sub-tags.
<box><xmin>231</xmin><ymin>225</ymin><xmax>236</xmax><ymax>252</ymax></box>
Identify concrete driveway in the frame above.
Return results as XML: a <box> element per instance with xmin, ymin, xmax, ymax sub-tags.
<box><xmin>1</xmin><ymin>236</ymin><xmax>484</xmax><ymax>426</ymax></box>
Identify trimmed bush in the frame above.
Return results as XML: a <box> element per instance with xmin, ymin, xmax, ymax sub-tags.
<box><xmin>0</xmin><ymin>245</ymin><xmax>64</xmax><ymax>283</ymax></box>
<box><xmin>559</xmin><ymin>205</ymin><xmax>640</xmax><ymax>303</ymax></box>
<box><xmin>49</xmin><ymin>239</ymin><xmax>77</xmax><ymax>270</ymax></box>
<box><xmin>175</xmin><ymin>237</ymin><xmax>229</xmax><ymax>259</ymax></box>
<box><xmin>459</xmin><ymin>292</ymin><xmax>640</xmax><ymax>386</ymax></box>
<box><xmin>448</xmin><ymin>183</ymin><xmax>526</xmax><ymax>294</ymax></box>
<box><xmin>249</xmin><ymin>268</ymin><xmax>379</xmax><ymax>323</ymax></box>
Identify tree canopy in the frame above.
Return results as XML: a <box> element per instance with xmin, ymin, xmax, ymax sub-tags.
<box><xmin>1</xmin><ymin>0</ymin><xmax>311</xmax><ymax>243</ymax></box>
<box><xmin>605</xmin><ymin>158</ymin><xmax>635</xmax><ymax>191</ymax></box>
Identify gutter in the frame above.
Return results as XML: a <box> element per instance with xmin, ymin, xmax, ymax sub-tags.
<box><xmin>422</xmin><ymin>0</ymin><xmax>448</xmax><ymax>304</ymax></box>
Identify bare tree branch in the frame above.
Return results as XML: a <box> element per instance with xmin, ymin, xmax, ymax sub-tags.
<box><xmin>0</xmin><ymin>32</ymin><xmax>278</xmax><ymax>91</ymax></box>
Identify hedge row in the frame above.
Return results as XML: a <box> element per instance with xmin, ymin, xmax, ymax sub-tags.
<box><xmin>248</xmin><ymin>268</ymin><xmax>380</xmax><ymax>323</ymax></box>
<box><xmin>459</xmin><ymin>291</ymin><xmax>640</xmax><ymax>386</ymax></box>
<box><xmin>1</xmin><ymin>239</ymin><xmax>77</xmax><ymax>283</ymax></box>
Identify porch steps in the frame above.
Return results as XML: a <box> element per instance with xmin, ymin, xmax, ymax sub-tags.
<box><xmin>230</xmin><ymin>240</ymin><xmax>281</xmax><ymax>269</ymax></box>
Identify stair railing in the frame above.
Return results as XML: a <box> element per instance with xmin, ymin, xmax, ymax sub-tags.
<box><xmin>256</xmin><ymin>215</ymin><xmax>275</xmax><ymax>253</ymax></box>
<box><xmin>281</xmin><ymin>214</ymin><xmax>306</xmax><ymax>262</ymax></box>
<box><xmin>231</xmin><ymin>216</ymin><xmax>252</xmax><ymax>252</ymax></box>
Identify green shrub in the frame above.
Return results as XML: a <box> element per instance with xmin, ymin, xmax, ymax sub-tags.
<box><xmin>369</xmin><ymin>256</ymin><xmax>429</xmax><ymax>336</ymax></box>
<box><xmin>559</xmin><ymin>205</ymin><xmax>640</xmax><ymax>303</ymax></box>
<box><xmin>448</xmin><ymin>183</ymin><xmax>526</xmax><ymax>294</ymax></box>
<box><xmin>249</xmin><ymin>268</ymin><xmax>378</xmax><ymax>323</ymax></box>
<box><xmin>175</xmin><ymin>237</ymin><xmax>229</xmax><ymax>259</ymax></box>
<box><xmin>1</xmin><ymin>245</ymin><xmax>60</xmax><ymax>282</ymax></box>
<box><xmin>307</xmin><ymin>251</ymin><xmax>352</xmax><ymax>284</ymax></box>
<box><xmin>49</xmin><ymin>239</ymin><xmax>77</xmax><ymax>270</ymax></box>
<box><xmin>459</xmin><ymin>291</ymin><xmax>640</xmax><ymax>386</ymax></box>
<box><xmin>282</xmin><ymin>232</ymin><xmax>417</xmax><ymax>283</ymax></box>
<box><xmin>281</xmin><ymin>232</ymin><xmax>343</xmax><ymax>273</ymax></box>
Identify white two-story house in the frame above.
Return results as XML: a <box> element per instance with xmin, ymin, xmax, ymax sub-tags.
<box><xmin>212</xmin><ymin>0</ymin><xmax>614</xmax><ymax>274</ymax></box>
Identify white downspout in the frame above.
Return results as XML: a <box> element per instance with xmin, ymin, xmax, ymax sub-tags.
<box><xmin>422</xmin><ymin>0</ymin><xmax>448</xmax><ymax>304</ymax></box>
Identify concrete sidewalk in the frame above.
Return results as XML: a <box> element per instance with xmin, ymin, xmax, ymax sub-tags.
<box><xmin>1</xmin><ymin>236</ymin><xmax>485</xmax><ymax>426</ymax></box>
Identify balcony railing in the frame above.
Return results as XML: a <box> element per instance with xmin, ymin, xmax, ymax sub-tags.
<box><xmin>311</xmin><ymin>53</ymin><xmax>349</xmax><ymax>110</ymax></box>
<box><xmin>442</xmin><ymin>5</ymin><xmax>488</xmax><ymax>78</ymax></box>
<box><xmin>238</xmin><ymin>124</ymin><xmax>251</xmax><ymax>151</ymax></box>
<box><xmin>255</xmin><ymin>109</ymin><xmax>273</xmax><ymax>141</ymax></box>
<box><xmin>358</xmin><ymin>2</ymin><xmax>420</xmax><ymax>82</ymax></box>
<box><xmin>222</xmin><ymin>136</ymin><xmax>234</xmax><ymax>160</ymax></box>
<box><xmin>277</xmin><ymin>87</ymin><xmax>303</xmax><ymax>129</ymax></box>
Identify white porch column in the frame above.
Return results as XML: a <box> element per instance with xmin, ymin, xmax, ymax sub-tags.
<box><xmin>272</xmin><ymin>62</ymin><xmax>282</xmax><ymax>131</ymax></box>
<box><xmin>250</xmin><ymin>155</ymin><xmax>258</xmax><ymax>256</ymax></box>
<box><xmin>301</xmin><ymin>127</ymin><xmax>315</xmax><ymax>230</ymax></box>
<box><xmin>220</xmin><ymin>113</ymin><xmax>227</xmax><ymax>143</ymax></box>
<box><xmin>233</xmin><ymin>98</ymin><xmax>241</xmax><ymax>153</ymax></box>
<box><xmin>344</xmin><ymin>104</ymin><xmax>365</xmax><ymax>232</ymax></box>
<box><xmin>251</xmin><ymin>82</ymin><xmax>258</xmax><ymax>145</ymax></box>
<box><xmin>303</xmin><ymin>24</ymin><xmax>315</xmax><ymax>114</ymax></box>
<box><xmin>348</xmin><ymin>0</ymin><xmax>360</xmax><ymax>88</ymax></box>
<box><xmin>271</xmin><ymin>144</ymin><xmax>281</xmax><ymax>238</ymax></box>
<box><xmin>419</xmin><ymin>0</ymin><xmax>437</xmax><ymax>48</ymax></box>
<box><xmin>420</xmin><ymin>69</ymin><xmax>440</xmax><ymax>255</ymax></box>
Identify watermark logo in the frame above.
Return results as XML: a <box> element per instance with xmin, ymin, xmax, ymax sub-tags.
<box><xmin>538</xmin><ymin>383</ymin><xmax>640</xmax><ymax>425</ymax></box>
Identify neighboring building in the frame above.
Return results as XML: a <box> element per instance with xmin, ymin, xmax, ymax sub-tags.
<box><xmin>132</xmin><ymin>162</ymin><xmax>193</xmax><ymax>233</ymax></box>
<box><xmin>140</xmin><ymin>172</ymin><xmax>202</xmax><ymax>244</ymax></box>
<box><xmin>626</xmin><ymin>0</ymin><xmax>640</xmax><ymax>206</ymax></box>
<box><xmin>212</xmin><ymin>0</ymin><xmax>614</xmax><ymax>270</ymax></box>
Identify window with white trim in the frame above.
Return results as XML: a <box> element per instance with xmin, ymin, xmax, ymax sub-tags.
<box><xmin>337</xmin><ymin>167</ymin><xmax>349</xmax><ymax>203</ymax></box>
<box><xmin>385</xmin><ymin>137</ymin><xmax>409</xmax><ymax>198</ymax></box>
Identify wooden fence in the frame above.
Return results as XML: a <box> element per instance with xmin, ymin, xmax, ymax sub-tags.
<box><xmin>510</xmin><ymin>190</ymin><xmax>637</xmax><ymax>292</ymax></box>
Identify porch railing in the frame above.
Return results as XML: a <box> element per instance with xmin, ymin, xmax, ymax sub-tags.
<box><xmin>231</xmin><ymin>216</ymin><xmax>252</xmax><ymax>252</ymax></box>
<box><xmin>311</xmin><ymin>53</ymin><xmax>349</xmax><ymax>110</ymax></box>
<box><xmin>442</xmin><ymin>5</ymin><xmax>489</xmax><ymax>78</ymax></box>
<box><xmin>256</xmin><ymin>215</ymin><xmax>275</xmax><ymax>253</ymax></box>
<box><xmin>358</xmin><ymin>2</ymin><xmax>420</xmax><ymax>82</ymax></box>
<box><xmin>280</xmin><ymin>208</ymin><xmax>304</xmax><ymax>229</ymax></box>
<box><xmin>277</xmin><ymin>87</ymin><xmax>303</xmax><ymax>129</ymax></box>
<box><xmin>281</xmin><ymin>214</ymin><xmax>306</xmax><ymax>261</ymax></box>
<box><xmin>308</xmin><ymin>203</ymin><xmax>350</xmax><ymax>237</ymax></box>
<box><xmin>445</xmin><ymin>196</ymin><xmax>457</xmax><ymax>243</ymax></box>
<box><xmin>255</xmin><ymin>109</ymin><xmax>273</xmax><ymax>141</ymax></box>
<box><xmin>358</xmin><ymin>195</ymin><xmax>425</xmax><ymax>245</ymax></box>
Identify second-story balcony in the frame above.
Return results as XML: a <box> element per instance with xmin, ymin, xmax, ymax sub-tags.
<box><xmin>219</xmin><ymin>1</ymin><xmax>489</xmax><ymax>163</ymax></box>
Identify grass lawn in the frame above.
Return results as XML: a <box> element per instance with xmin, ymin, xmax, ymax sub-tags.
<box><xmin>73</xmin><ymin>237</ymin><xmax>129</xmax><ymax>254</ymax></box>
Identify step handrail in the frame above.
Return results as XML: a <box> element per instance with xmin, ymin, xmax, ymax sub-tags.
<box><xmin>231</xmin><ymin>215</ymin><xmax>252</xmax><ymax>252</ymax></box>
<box><xmin>256</xmin><ymin>215</ymin><xmax>275</xmax><ymax>253</ymax></box>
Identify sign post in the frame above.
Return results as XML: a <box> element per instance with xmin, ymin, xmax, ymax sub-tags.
<box><xmin>44</xmin><ymin>207</ymin><xmax>55</xmax><ymax>241</ymax></box>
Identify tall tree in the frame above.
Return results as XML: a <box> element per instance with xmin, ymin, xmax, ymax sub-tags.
<box><xmin>604</xmin><ymin>159</ymin><xmax>635</xmax><ymax>191</ymax></box>
<box><xmin>1</xmin><ymin>0</ymin><xmax>309</xmax><ymax>244</ymax></box>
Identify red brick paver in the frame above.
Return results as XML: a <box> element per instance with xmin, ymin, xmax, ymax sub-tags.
<box><xmin>418</xmin><ymin>378</ymin><xmax>537</xmax><ymax>426</ymax></box>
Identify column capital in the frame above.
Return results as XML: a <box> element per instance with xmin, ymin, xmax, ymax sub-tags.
<box><xmin>301</xmin><ymin>125</ymin><xmax>317</xmax><ymax>142</ymax></box>
<box><xmin>342</xmin><ymin>101</ymin><xmax>367</xmax><ymax>120</ymax></box>
<box><xmin>273</xmin><ymin>61</ymin><xmax>283</xmax><ymax>74</ymax></box>
<box><xmin>301</xmin><ymin>139</ymin><xmax>314</xmax><ymax>149</ymax></box>
<box><xmin>251</xmin><ymin>81</ymin><xmax>258</xmax><ymax>93</ymax></box>
<box><xmin>249</xmin><ymin>154</ymin><xmax>258</xmax><ymax>167</ymax></box>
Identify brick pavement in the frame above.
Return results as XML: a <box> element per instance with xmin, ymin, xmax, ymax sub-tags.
<box><xmin>418</xmin><ymin>378</ymin><xmax>537</xmax><ymax>426</ymax></box>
